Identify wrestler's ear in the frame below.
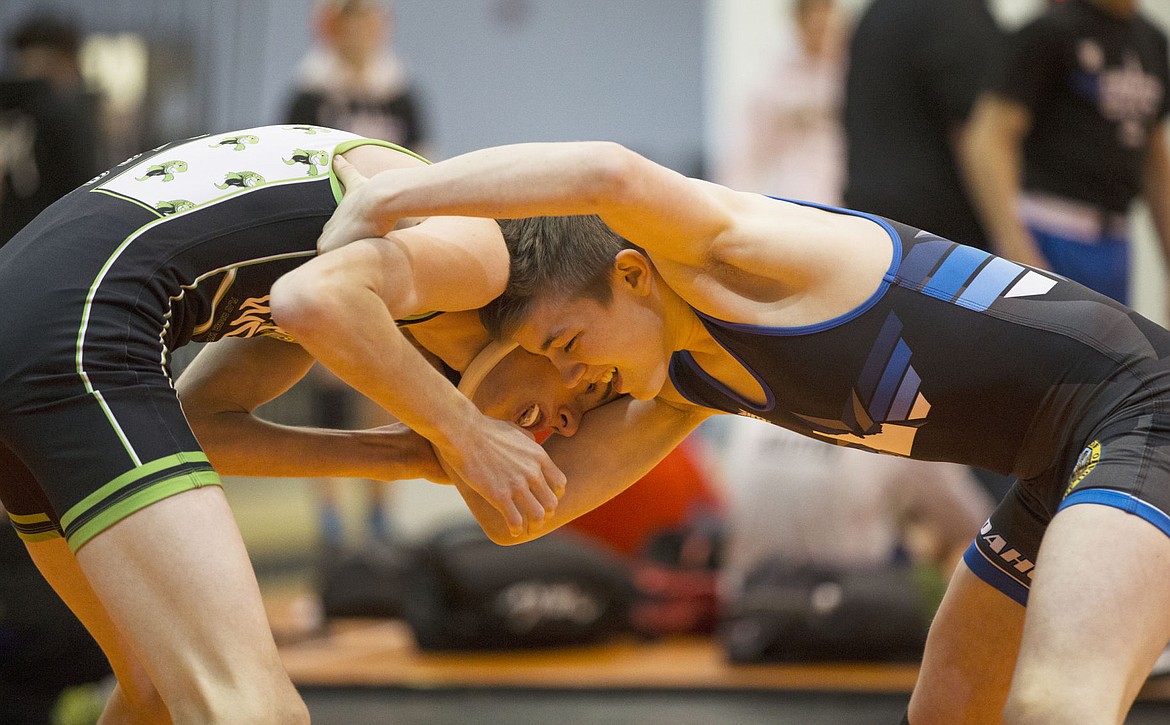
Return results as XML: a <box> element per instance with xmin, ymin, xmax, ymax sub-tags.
<box><xmin>613</xmin><ymin>249</ymin><xmax>653</xmax><ymax>297</ymax></box>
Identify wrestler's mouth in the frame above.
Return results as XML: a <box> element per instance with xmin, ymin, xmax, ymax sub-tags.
<box><xmin>518</xmin><ymin>402</ymin><xmax>542</xmax><ymax>430</ymax></box>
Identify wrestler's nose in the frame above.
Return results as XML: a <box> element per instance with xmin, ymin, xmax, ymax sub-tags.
<box><xmin>552</xmin><ymin>404</ymin><xmax>580</xmax><ymax>437</ymax></box>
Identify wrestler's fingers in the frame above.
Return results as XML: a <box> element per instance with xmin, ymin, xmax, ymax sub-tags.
<box><xmin>331</xmin><ymin>154</ymin><xmax>366</xmax><ymax>191</ymax></box>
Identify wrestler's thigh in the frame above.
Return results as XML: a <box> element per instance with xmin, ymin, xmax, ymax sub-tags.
<box><xmin>909</xmin><ymin>560</ymin><xmax>1025</xmax><ymax>725</ymax></box>
<box><xmin>25</xmin><ymin>537</ymin><xmax>167</xmax><ymax>723</ymax></box>
<box><xmin>74</xmin><ymin>485</ymin><xmax>299</xmax><ymax>720</ymax></box>
<box><xmin>1009</xmin><ymin>503</ymin><xmax>1170</xmax><ymax>721</ymax></box>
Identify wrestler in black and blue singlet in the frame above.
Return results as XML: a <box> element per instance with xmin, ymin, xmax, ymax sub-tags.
<box><xmin>668</xmin><ymin>200</ymin><xmax>1170</xmax><ymax>605</ymax></box>
<box><xmin>0</xmin><ymin>125</ymin><xmax>430</xmax><ymax>552</ymax></box>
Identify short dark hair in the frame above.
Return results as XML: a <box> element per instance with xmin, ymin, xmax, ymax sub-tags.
<box><xmin>480</xmin><ymin>215</ymin><xmax>638</xmax><ymax>339</ymax></box>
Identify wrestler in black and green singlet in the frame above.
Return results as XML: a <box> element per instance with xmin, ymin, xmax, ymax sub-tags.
<box><xmin>0</xmin><ymin>124</ymin><xmax>425</xmax><ymax>551</ymax></box>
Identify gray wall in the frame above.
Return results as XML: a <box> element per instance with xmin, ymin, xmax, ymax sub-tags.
<box><xmin>1</xmin><ymin>0</ymin><xmax>705</xmax><ymax>172</ymax></box>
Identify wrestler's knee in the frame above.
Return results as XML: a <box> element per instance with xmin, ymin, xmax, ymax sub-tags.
<box><xmin>1002</xmin><ymin>671</ymin><xmax>1120</xmax><ymax>725</ymax></box>
<box><xmin>163</xmin><ymin>666</ymin><xmax>308</xmax><ymax>725</ymax></box>
<box><xmin>104</xmin><ymin>681</ymin><xmax>170</xmax><ymax>725</ymax></box>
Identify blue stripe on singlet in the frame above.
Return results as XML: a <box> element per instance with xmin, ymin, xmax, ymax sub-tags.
<box><xmin>1059</xmin><ymin>488</ymin><xmax>1170</xmax><ymax>540</ymax></box>
<box><xmin>963</xmin><ymin>541</ymin><xmax>1030</xmax><ymax>606</ymax></box>
<box><xmin>924</xmin><ymin>245</ymin><xmax>990</xmax><ymax>301</ymax></box>
<box><xmin>956</xmin><ymin>257</ymin><xmax>1026</xmax><ymax>311</ymax></box>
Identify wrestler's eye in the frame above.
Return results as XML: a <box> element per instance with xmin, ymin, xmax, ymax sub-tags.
<box><xmin>518</xmin><ymin>403</ymin><xmax>541</xmax><ymax>429</ymax></box>
<box><xmin>564</xmin><ymin>334</ymin><xmax>580</xmax><ymax>353</ymax></box>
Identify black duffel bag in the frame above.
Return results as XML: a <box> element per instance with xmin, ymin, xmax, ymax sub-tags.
<box><xmin>400</xmin><ymin>523</ymin><xmax>635</xmax><ymax>651</ymax></box>
<box><xmin>720</xmin><ymin>557</ymin><xmax>931</xmax><ymax>663</ymax></box>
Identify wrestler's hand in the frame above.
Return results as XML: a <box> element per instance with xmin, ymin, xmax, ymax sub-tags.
<box><xmin>318</xmin><ymin>154</ymin><xmax>397</xmax><ymax>254</ymax></box>
<box><xmin>435</xmin><ymin>415</ymin><xmax>566</xmax><ymax>537</ymax></box>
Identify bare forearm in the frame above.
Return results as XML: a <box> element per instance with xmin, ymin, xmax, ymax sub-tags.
<box><xmin>270</xmin><ymin>254</ymin><xmax>483</xmax><ymax>453</ymax></box>
<box><xmin>1142</xmin><ymin>129</ymin><xmax>1170</xmax><ymax>262</ymax></box>
<box><xmin>192</xmin><ymin>412</ymin><xmax>443</xmax><ymax>481</ymax></box>
<box><xmin>960</xmin><ymin>99</ymin><xmax>1046</xmax><ymax>266</ymax></box>
<box><xmin>360</xmin><ymin>142</ymin><xmax>632</xmax><ymax>224</ymax></box>
<box><xmin>962</xmin><ymin>133</ymin><xmax>1035</xmax><ymax>260</ymax></box>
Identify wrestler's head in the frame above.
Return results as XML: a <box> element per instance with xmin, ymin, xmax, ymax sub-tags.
<box><xmin>481</xmin><ymin>216</ymin><xmax>672</xmax><ymax>401</ymax></box>
<box><xmin>469</xmin><ymin>343</ymin><xmax>621</xmax><ymax>438</ymax></box>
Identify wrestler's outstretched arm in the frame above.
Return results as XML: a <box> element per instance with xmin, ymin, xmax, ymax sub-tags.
<box><xmin>177</xmin><ymin>335</ymin><xmax>446</xmax><ymax>483</ymax></box>
<box><xmin>318</xmin><ymin>141</ymin><xmax>855</xmax><ymax>304</ymax></box>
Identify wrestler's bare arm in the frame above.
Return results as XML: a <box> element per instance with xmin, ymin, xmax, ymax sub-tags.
<box><xmin>177</xmin><ymin>336</ymin><xmax>445</xmax><ymax>483</ymax></box>
<box><xmin>320</xmin><ymin>142</ymin><xmax>884</xmax><ymax>316</ymax></box>
<box><xmin>454</xmin><ymin>395</ymin><xmax>711</xmax><ymax>545</ymax></box>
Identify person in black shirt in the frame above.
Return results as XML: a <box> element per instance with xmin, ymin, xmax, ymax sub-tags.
<box><xmin>964</xmin><ymin>0</ymin><xmax>1170</xmax><ymax>305</ymax></box>
<box><xmin>0</xmin><ymin>14</ymin><xmax>104</xmax><ymax>246</ymax></box>
<box><xmin>843</xmin><ymin>0</ymin><xmax>1002</xmax><ymax>251</ymax></box>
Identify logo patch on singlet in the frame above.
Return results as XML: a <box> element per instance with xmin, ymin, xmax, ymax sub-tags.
<box><xmin>1065</xmin><ymin>440</ymin><xmax>1101</xmax><ymax>498</ymax></box>
<box><xmin>94</xmin><ymin>125</ymin><xmax>358</xmax><ymax>214</ymax></box>
<box><xmin>793</xmin><ymin>312</ymin><xmax>931</xmax><ymax>457</ymax></box>
<box><xmin>219</xmin><ymin>295</ymin><xmax>295</xmax><ymax>342</ymax></box>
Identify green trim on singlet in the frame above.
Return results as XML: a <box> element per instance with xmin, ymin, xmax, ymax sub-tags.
<box><xmin>8</xmin><ymin>511</ymin><xmax>62</xmax><ymax>543</ymax></box>
<box><xmin>60</xmin><ymin>451</ymin><xmax>221</xmax><ymax>552</ymax></box>
<box><xmin>328</xmin><ymin>139</ymin><xmax>439</xmax><ymax>325</ymax></box>
<box><xmin>328</xmin><ymin>138</ymin><xmax>430</xmax><ymax>204</ymax></box>
<box><xmin>91</xmin><ymin>189</ymin><xmax>165</xmax><ymax>217</ymax></box>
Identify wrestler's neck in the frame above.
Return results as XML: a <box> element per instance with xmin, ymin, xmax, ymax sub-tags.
<box><xmin>401</xmin><ymin>310</ymin><xmax>492</xmax><ymax>373</ymax></box>
<box><xmin>657</xmin><ymin>278</ymin><xmax>717</xmax><ymax>358</ymax></box>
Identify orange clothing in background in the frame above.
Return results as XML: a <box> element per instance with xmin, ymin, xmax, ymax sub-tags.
<box><xmin>565</xmin><ymin>436</ymin><xmax>722</xmax><ymax>557</ymax></box>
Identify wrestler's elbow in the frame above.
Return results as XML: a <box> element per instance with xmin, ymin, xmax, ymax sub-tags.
<box><xmin>578</xmin><ymin>142</ymin><xmax>642</xmax><ymax>205</ymax></box>
<box><xmin>466</xmin><ymin>503</ymin><xmax>553</xmax><ymax>547</ymax></box>
<box><xmin>269</xmin><ymin>265</ymin><xmax>349</xmax><ymax>339</ymax></box>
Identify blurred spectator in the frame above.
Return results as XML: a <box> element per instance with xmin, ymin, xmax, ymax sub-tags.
<box><xmin>284</xmin><ymin>0</ymin><xmax>433</xmax><ymax>551</ymax></box>
<box><xmin>843</xmin><ymin>0</ymin><xmax>1002</xmax><ymax>250</ymax></box>
<box><xmin>0</xmin><ymin>13</ymin><xmax>104</xmax><ymax>245</ymax></box>
<box><xmin>724</xmin><ymin>0</ymin><xmax>847</xmax><ymax>203</ymax></box>
<box><xmin>963</xmin><ymin>0</ymin><xmax>1170</xmax><ymax>305</ymax></box>
<box><xmin>717</xmin><ymin>418</ymin><xmax>993</xmax><ymax>610</ymax></box>
<box><xmin>284</xmin><ymin>0</ymin><xmax>429</xmax><ymax>155</ymax></box>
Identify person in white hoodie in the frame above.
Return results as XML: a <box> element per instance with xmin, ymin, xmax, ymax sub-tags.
<box><xmin>284</xmin><ymin>0</ymin><xmax>428</xmax><ymax>155</ymax></box>
<box><xmin>283</xmin><ymin>0</ymin><xmax>432</xmax><ymax>549</ymax></box>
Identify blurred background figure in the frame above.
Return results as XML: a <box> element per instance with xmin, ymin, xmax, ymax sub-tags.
<box><xmin>724</xmin><ymin>0</ymin><xmax>847</xmax><ymax>203</ymax></box>
<box><xmin>842</xmin><ymin>0</ymin><xmax>1014</xmax><ymax>504</ymax></box>
<box><xmin>963</xmin><ymin>0</ymin><xmax>1170</xmax><ymax>306</ymax></box>
<box><xmin>0</xmin><ymin>15</ymin><xmax>109</xmax><ymax>724</ymax></box>
<box><xmin>843</xmin><ymin>0</ymin><xmax>1003</xmax><ymax>251</ymax></box>
<box><xmin>0</xmin><ymin>13</ymin><xmax>104</xmax><ymax>245</ymax></box>
<box><xmin>718</xmin><ymin>417</ymin><xmax>993</xmax><ymax>620</ymax></box>
<box><xmin>284</xmin><ymin>0</ymin><xmax>433</xmax><ymax>554</ymax></box>
<box><xmin>284</xmin><ymin>0</ymin><xmax>429</xmax><ymax>156</ymax></box>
